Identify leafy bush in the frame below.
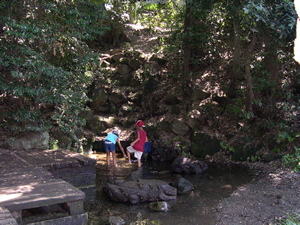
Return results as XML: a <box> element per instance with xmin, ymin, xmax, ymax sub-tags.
<box><xmin>278</xmin><ymin>212</ymin><xmax>300</xmax><ymax>225</ymax></box>
<box><xmin>0</xmin><ymin>0</ymin><xmax>105</xmax><ymax>135</ymax></box>
<box><xmin>282</xmin><ymin>146</ymin><xmax>300</xmax><ymax>171</ymax></box>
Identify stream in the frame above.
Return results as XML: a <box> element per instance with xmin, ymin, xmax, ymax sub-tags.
<box><xmin>84</xmin><ymin>153</ymin><xmax>253</xmax><ymax>225</ymax></box>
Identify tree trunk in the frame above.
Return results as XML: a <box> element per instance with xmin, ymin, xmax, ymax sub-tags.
<box><xmin>245</xmin><ymin>33</ymin><xmax>258</xmax><ymax>113</ymax></box>
<box><xmin>264</xmin><ymin>33</ymin><xmax>279</xmax><ymax>93</ymax></box>
<box><xmin>229</xmin><ymin>17</ymin><xmax>242</xmax><ymax>98</ymax></box>
<box><xmin>183</xmin><ymin>1</ymin><xmax>192</xmax><ymax>76</ymax></box>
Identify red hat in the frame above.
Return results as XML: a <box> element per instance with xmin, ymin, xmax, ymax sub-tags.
<box><xmin>135</xmin><ymin>120</ymin><xmax>145</xmax><ymax>127</ymax></box>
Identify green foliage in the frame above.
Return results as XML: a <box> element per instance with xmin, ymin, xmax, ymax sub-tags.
<box><xmin>277</xmin><ymin>132</ymin><xmax>295</xmax><ymax>144</ymax></box>
<box><xmin>220</xmin><ymin>141</ymin><xmax>236</xmax><ymax>153</ymax></box>
<box><xmin>0</xmin><ymin>0</ymin><xmax>105</xmax><ymax>134</ymax></box>
<box><xmin>278</xmin><ymin>212</ymin><xmax>300</xmax><ymax>225</ymax></box>
<box><xmin>243</xmin><ymin>0</ymin><xmax>297</xmax><ymax>41</ymax></box>
<box><xmin>49</xmin><ymin>138</ymin><xmax>59</xmax><ymax>150</ymax></box>
<box><xmin>250</xmin><ymin>155</ymin><xmax>261</xmax><ymax>162</ymax></box>
<box><xmin>225</xmin><ymin>98</ymin><xmax>254</xmax><ymax>120</ymax></box>
<box><xmin>282</xmin><ymin>146</ymin><xmax>300</xmax><ymax>172</ymax></box>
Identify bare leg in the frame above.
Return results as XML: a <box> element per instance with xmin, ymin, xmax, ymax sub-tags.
<box><xmin>120</xmin><ymin>148</ymin><xmax>127</xmax><ymax>158</ymax></box>
<box><xmin>137</xmin><ymin>159</ymin><xmax>142</xmax><ymax>167</ymax></box>
<box><xmin>112</xmin><ymin>151</ymin><xmax>117</xmax><ymax>167</ymax></box>
<box><xmin>127</xmin><ymin>149</ymin><xmax>132</xmax><ymax>164</ymax></box>
<box><xmin>106</xmin><ymin>151</ymin><xmax>110</xmax><ymax>166</ymax></box>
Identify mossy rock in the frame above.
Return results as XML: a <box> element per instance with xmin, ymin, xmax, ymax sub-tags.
<box><xmin>230</xmin><ymin>137</ymin><xmax>264</xmax><ymax>161</ymax></box>
<box><xmin>57</xmin><ymin>135</ymin><xmax>72</xmax><ymax>150</ymax></box>
<box><xmin>87</xmin><ymin>115</ymin><xmax>107</xmax><ymax>135</ymax></box>
<box><xmin>172</xmin><ymin>120</ymin><xmax>190</xmax><ymax>136</ymax></box>
<box><xmin>190</xmin><ymin>131</ymin><xmax>221</xmax><ymax>158</ymax></box>
<box><xmin>90</xmin><ymin>88</ymin><xmax>108</xmax><ymax>109</ymax></box>
<box><xmin>171</xmin><ymin>105</ymin><xmax>181</xmax><ymax>114</ymax></box>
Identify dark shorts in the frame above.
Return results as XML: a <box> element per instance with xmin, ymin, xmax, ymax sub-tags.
<box><xmin>104</xmin><ymin>140</ymin><xmax>116</xmax><ymax>152</ymax></box>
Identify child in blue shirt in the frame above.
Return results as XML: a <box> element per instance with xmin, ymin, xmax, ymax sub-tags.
<box><xmin>104</xmin><ymin>130</ymin><xmax>126</xmax><ymax>167</ymax></box>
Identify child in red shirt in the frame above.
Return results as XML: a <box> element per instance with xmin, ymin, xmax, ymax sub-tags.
<box><xmin>126</xmin><ymin>120</ymin><xmax>148</xmax><ymax>167</ymax></box>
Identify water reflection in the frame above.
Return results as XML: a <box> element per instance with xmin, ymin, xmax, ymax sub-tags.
<box><xmin>85</xmin><ymin>153</ymin><xmax>252</xmax><ymax>225</ymax></box>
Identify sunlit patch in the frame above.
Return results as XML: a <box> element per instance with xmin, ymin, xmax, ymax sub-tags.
<box><xmin>0</xmin><ymin>193</ymin><xmax>23</xmax><ymax>202</ymax></box>
<box><xmin>269</xmin><ymin>172</ymin><xmax>284</xmax><ymax>185</ymax></box>
<box><xmin>0</xmin><ymin>184</ymin><xmax>35</xmax><ymax>203</ymax></box>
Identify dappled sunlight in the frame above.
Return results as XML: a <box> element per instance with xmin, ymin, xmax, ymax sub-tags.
<box><xmin>0</xmin><ymin>193</ymin><xmax>23</xmax><ymax>203</ymax></box>
<box><xmin>124</xmin><ymin>23</ymin><xmax>170</xmax><ymax>56</ymax></box>
<box><xmin>269</xmin><ymin>172</ymin><xmax>285</xmax><ymax>186</ymax></box>
<box><xmin>0</xmin><ymin>185</ymin><xmax>35</xmax><ymax>195</ymax></box>
<box><xmin>232</xmin><ymin>186</ymin><xmax>248</xmax><ymax>197</ymax></box>
<box><xmin>0</xmin><ymin>183</ymin><xmax>35</xmax><ymax>205</ymax></box>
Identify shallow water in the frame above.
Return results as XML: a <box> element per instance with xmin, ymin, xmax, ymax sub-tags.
<box><xmin>85</xmin><ymin>153</ymin><xmax>253</xmax><ymax>225</ymax></box>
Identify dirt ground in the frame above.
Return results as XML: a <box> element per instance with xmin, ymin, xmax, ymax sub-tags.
<box><xmin>214</xmin><ymin>160</ymin><xmax>300</xmax><ymax>225</ymax></box>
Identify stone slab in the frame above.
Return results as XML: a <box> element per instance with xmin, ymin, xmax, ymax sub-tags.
<box><xmin>0</xmin><ymin>207</ymin><xmax>17</xmax><ymax>225</ymax></box>
<box><xmin>13</xmin><ymin>150</ymin><xmax>81</xmax><ymax>170</ymax></box>
<box><xmin>0</xmin><ymin>148</ymin><xmax>96</xmax><ymax>171</ymax></box>
<box><xmin>50</xmin><ymin>165</ymin><xmax>96</xmax><ymax>188</ymax></box>
<box><xmin>60</xmin><ymin>150</ymin><xmax>97</xmax><ymax>166</ymax></box>
<box><xmin>0</xmin><ymin>149</ymin><xmax>30</xmax><ymax>169</ymax></box>
<box><xmin>26</xmin><ymin>212</ymin><xmax>88</xmax><ymax>225</ymax></box>
<box><xmin>0</xmin><ymin>167</ymin><xmax>85</xmax><ymax>213</ymax></box>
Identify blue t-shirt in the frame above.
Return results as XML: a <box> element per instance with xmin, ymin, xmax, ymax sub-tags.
<box><xmin>105</xmin><ymin>133</ymin><xmax>118</xmax><ymax>144</ymax></box>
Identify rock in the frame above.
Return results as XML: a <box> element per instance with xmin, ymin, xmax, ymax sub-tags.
<box><xmin>103</xmin><ymin>56</ymin><xmax>115</xmax><ymax>64</ymax></box>
<box><xmin>79</xmin><ymin>109</ymin><xmax>94</xmax><ymax>121</ymax></box>
<box><xmin>86</xmin><ymin>115</ymin><xmax>107</xmax><ymax>135</ymax></box>
<box><xmin>117</xmin><ymin>64</ymin><xmax>131</xmax><ymax>75</ymax></box>
<box><xmin>191</xmin><ymin>89</ymin><xmax>210</xmax><ymax>101</ymax></box>
<box><xmin>212</xmin><ymin>96</ymin><xmax>229</xmax><ymax>108</ymax></box>
<box><xmin>172</xmin><ymin>155</ymin><xmax>208</xmax><ymax>174</ymax></box>
<box><xmin>172</xmin><ymin>120</ymin><xmax>190</xmax><ymax>136</ymax></box>
<box><xmin>103</xmin><ymin>179</ymin><xmax>177</xmax><ymax>204</ymax></box>
<box><xmin>149</xmin><ymin>54</ymin><xmax>167</xmax><ymax>65</ymax></box>
<box><xmin>149</xmin><ymin>201</ymin><xmax>170</xmax><ymax>212</ymax></box>
<box><xmin>164</xmin><ymin>94</ymin><xmax>181</xmax><ymax>105</ymax></box>
<box><xmin>130</xmin><ymin>169</ymin><xmax>143</xmax><ymax>181</ymax></box>
<box><xmin>56</xmin><ymin>134</ymin><xmax>72</xmax><ymax>150</ymax></box>
<box><xmin>191</xmin><ymin>131</ymin><xmax>221</xmax><ymax>158</ymax></box>
<box><xmin>100</xmin><ymin>59</ymin><xmax>110</xmax><ymax>67</ymax></box>
<box><xmin>128</xmin><ymin>58</ymin><xmax>141</xmax><ymax>70</ymax></box>
<box><xmin>109</xmin><ymin>216</ymin><xmax>125</xmax><ymax>225</ymax></box>
<box><xmin>119</xmin><ymin>57</ymin><xmax>129</xmax><ymax>64</ymax></box>
<box><xmin>5</xmin><ymin>131</ymin><xmax>50</xmax><ymax>150</ymax></box>
<box><xmin>150</xmin><ymin>146</ymin><xmax>178</xmax><ymax>162</ymax></box>
<box><xmin>110</xmin><ymin>49</ymin><xmax>123</xmax><ymax>55</ymax></box>
<box><xmin>90</xmin><ymin>87</ymin><xmax>108</xmax><ymax>109</ymax></box>
<box><xmin>110</xmin><ymin>93</ymin><xmax>126</xmax><ymax>105</ymax></box>
<box><xmin>111</xmin><ymin>53</ymin><xmax>124</xmax><ymax>63</ymax></box>
<box><xmin>169</xmin><ymin>178</ymin><xmax>194</xmax><ymax>195</ymax></box>
<box><xmin>122</xmin><ymin>72</ymin><xmax>134</xmax><ymax>85</ymax></box>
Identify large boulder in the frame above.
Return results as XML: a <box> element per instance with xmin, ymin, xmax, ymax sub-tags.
<box><xmin>172</xmin><ymin>120</ymin><xmax>190</xmax><ymax>136</ymax></box>
<box><xmin>103</xmin><ymin>179</ymin><xmax>177</xmax><ymax>204</ymax></box>
<box><xmin>190</xmin><ymin>89</ymin><xmax>210</xmax><ymax>101</ymax></box>
<box><xmin>172</xmin><ymin>155</ymin><xmax>208</xmax><ymax>174</ymax></box>
<box><xmin>164</xmin><ymin>94</ymin><xmax>181</xmax><ymax>105</ymax></box>
<box><xmin>110</xmin><ymin>92</ymin><xmax>126</xmax><ymax>105</ymax></box>
<box><xmin>128</xmin><ymin>58</ymin><xmax>141</xmax><ymax>70</ymax></box>
<box><xmin>86</xmin><ymin>115</ymin><xmax>107</xmax><ymax>135</ymax></box>
<box><xmin>5</xmin><ymin>131</ymin><xmax>50</xmax><ymax>150</ymax></box>
<box><xmin>117</xmin><ymin>64</ymin><xmax>132</xmax><ymax>75</ymax></box>
<box><xmin>56</xmin><ymin>135</ymin><xmax>72</xmax><ymax>150</ymax></box>
<box><xmin>90</xmin><ymin>87</ymin><xmax>108</xmax><ymax>110</ymax></box>
<box><xmin>150</xmin><ymin>146</ymin><xmax>178</xmax><ymax>162</ymax></box>
<box><xmin>191</xmin><ymin>131</ymin><xmax>221</xmax><ymax>158</ymax></box>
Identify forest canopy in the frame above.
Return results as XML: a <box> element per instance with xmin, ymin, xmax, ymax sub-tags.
<box><xmin>0</xmin><ymin>0</ymin><xmax>299</xmax><ymax>165</ymax></box>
